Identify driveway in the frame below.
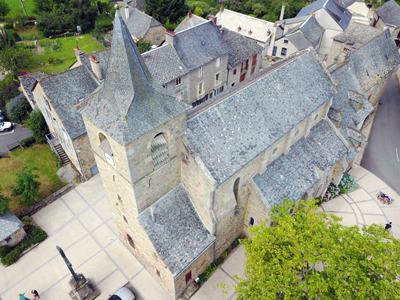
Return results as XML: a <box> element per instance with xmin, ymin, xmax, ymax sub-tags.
<box><xmin>0</xmin><ymin>175</ymin><xmax>172</xmax><ymax>300</ymax></box>
<box><xmin>0</xmin><ymin>124</ymin><xmax>33</xmax><ymax>154</ymax></box>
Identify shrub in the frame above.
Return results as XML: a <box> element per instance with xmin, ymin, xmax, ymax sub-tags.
<box><xmin>9</xmin><ymin>95</ymin><xmax>31</xmax><ymax>124</ymax></box>
<box><xmin>4</xmin><ymin>22</ymin><xmax>13</xmax><ymax>30</ymax></box>
<box><xmin>20</xmin><ymin>136</ymin><xmax>35</xmax><ymax>149</ymax></box>
<box><xmin>0</xmin><ymin>246</ymin><xmax>10</xmax><ymax>258</ymax></box>
<box><xmin>0</xmin><ymin>191</ymin><xmax>10</xmax><ymax>214</ymax></box>
<box><xmin>52</xmin><ymin>43</ymin><xmax>61</xmax><ymax>51</ymax></box>
<box><xmin>12</xmin><ymin>168</ymin><xmax>41</xmax><ymax>206</ymax></box>
<box><xmin>338</xmin><ymin>173</ymin><xmax>356</xmax><ymax>193</ymax></box>
<box><xmin>1</xmin><ymin>248</ymin><xmax>21</xmax><ymax>266</ymax></box>
<box><xmin>28</xmin><ymin>110</ymin><xmax>49</xmax><ymax>143</ymax></box>
<box><xmin>21</xmin><ymin>216</ymin><xmax>31</xmax><ymax>222</ymax></box>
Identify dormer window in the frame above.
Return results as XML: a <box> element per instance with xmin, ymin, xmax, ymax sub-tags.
<box><xmin>99</xmin><ymin>133</ymin><xmax>114</xmax><ymax>166</ymax></box>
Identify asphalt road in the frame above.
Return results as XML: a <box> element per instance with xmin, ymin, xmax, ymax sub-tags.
<box><xmin>0</xmin><ymin>124</ymin><xmax>33</xmax><ymax>154</ymax></box>
<box><xmin>361</xmin><ymin>74</ymin><xmax>400</xmax><ymax>195</ymax></box>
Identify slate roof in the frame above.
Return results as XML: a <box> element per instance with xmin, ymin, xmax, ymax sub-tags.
<box><xmin>138</xmin><ymin>184</ymin><xmax>215</xmax><ymax>275</ymax></box>
<box><xmin>221</xmin><ymin>29</ymin><xmax>263</xmax><ymax>69</ymax></box>
<box><xmin>216</xmin><ymin>9</ymin><xmax>275</xmax><ymax>43</ymax></box>
<box><xmin>186</xmin><ymin>50</ymin><xmax>336</xmax><ymax>185</ymax></box>
<box><xmin>375</xmin><ymin>0</ymin><xmax>400</xmax><ymax>28</ymax></box>
<box><xmin>348</xmin><ymin>29</ymin><xmax>400</xmax><ymax>92</ymax></box>
<box><xmin>276</xmin><ymin>15</ymin><xmax>309</xmax><ymax>26</ymax></box>
<box><xmin>142</xmin><ymin>44</ymin><xmax>189</xmax><ymax>85</ymax></box>
<box><xmin>19</xmin><ymin>72</ymin><xmax>48</xmax><ymax>104</ymax></box>
<box><xmin>80</xmin><ymin>49</ymin><xmax>110</xmax><ymax>80</ymax></box>
<box><xmin>80</xmin><ymin>11</ymin><xmax>190</xmax><ymax>145</ymax></box>
<box><xmin>121</xmin><ymin>7</ymin><xmax>162</xmax><ymax>38</ymax></box>
<box><xmin>299</xmin><ymin>16</ymin><xmax>325</xmax><ymax>47</ymax></box>
<box><xmin>253</xmin><ymin>120</ymin><xmax>348</xmax><ymax>206</ymax></box>
<box><xmin>127</xmin><ymin>0</ymin><xmax>146</xmax><ymax>12</ymax></box>
<box><xmin>333</xmin><ymin>23</ymin><xmax>381</xmax><ymax>47</ymax></box>
<box><xmin>286</xmin><ymin>32</ymin><xmax>313</xmax><ymax>50</ymax></box>
<box><xmin>175</xmin><ymin>14</ymin><xmax>207</xmax><ymax>33</ymax></box>
<box><xmin>40</xmin><ymin>66</ymin><xmax>99</xmax><ymax>140</ymax></box>
<box><xmin>297</xmin><ymin>0</ymin><xmax>352</xmax><ymax>30</ymax></box>
<box><xmin>173</xmin><ymin>21</ymin><xmax>230</xmax><ymax>71</ymax></box>
<box><xmin>0</xmin><ymin>213</ymin><xmax>24</xmax><ymax>241</ymax></box>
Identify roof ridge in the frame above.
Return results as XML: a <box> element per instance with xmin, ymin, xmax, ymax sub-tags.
<box><xmin>219</xmin><ymin>8</ymin><xmax>274</xmax><ymax>25</ymax></box>
<box><xmin>349</xmin><ymin>28</ymin><xmax>389</xmax><ymax>54</ymax></box>
<box><xmin>38</xmin><ymin>65</ymin><xmax>86</xmax><ymax>84</ymax></box>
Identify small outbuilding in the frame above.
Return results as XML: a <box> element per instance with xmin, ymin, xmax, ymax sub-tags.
<box><xmin>0</xmin><ymin>213</ymin><xmax>26</xmax><ymax>248</ymax></box>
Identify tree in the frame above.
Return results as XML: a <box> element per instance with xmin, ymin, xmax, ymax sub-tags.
<box><xmin>145</xmin><ymin>0</ymin><xmax>188</xmax><ymax>25</ymax></box>
<box><xmin>194</xmin><ymin>7</ymin><xmax>204</xmax><ymax>17</ymax></box>
<box><xmin>136</xmin><ymin>38</ymin><xmax>152</xmax><ymax>53</ymax></box>
<box><xmin>236</xmin><ymin>199</ymin><xmax>400</xmax><ymax>299</ymax></box>
<box><xmin>70</xmin><ymin>0</ymin><xmax>98</xmax><ymax>33</ymax></box>
<box><xmin>12</xmin><ymin>168</ymin><xmax>40</xmax><ymax>206</ymax></box>
<box><xmin>0</xmin><ymin>0</ymin><xmax>10</xmax><ymax>17</ymax></box>
<box><xmin>10</xmin><ymin>95</ymin><xmax>32</xmax><ymax>124</ymax></box>
<box><xmin>0</xmin><ymin>188</ymin><xmax>10</xmax><ymax>215</ymax></box>
<box><xmin>28</xmin><ymin>110</ymin><xmax>49</xmax><ymax>144</ymax></box>
<box><xmin>0</xmin><ymin>45</ymin><xmax>31</xmax><ymax>78</ymax></box>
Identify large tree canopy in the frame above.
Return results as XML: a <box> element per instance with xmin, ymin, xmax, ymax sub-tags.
<box><xmin>145</xmin><ymin>0</ymin><xmax>188</xmax><ymax>25</ymax></box>
<box><xmin>0</xmin><ymin>45</ymin><xmax>31</xmax><ymax>78</ymax></box>
<box><xmin>236</xmin><ymin>199</ymin><xmax>400</xmax><ymax>299</ymax></box>
<box><xmin>0</xmin><ymin>0</ymin><xmax>10</xmax><ymax>17</ymax></box>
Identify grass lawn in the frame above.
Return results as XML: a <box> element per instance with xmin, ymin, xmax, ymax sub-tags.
<box><xmin>6</xmin><ymin>0</ymin><xmax>36</xmax><ymax>17</ymax></box>
<box><xmin>0</xmin><ymin>144</ymin><xmax>65</xmax><ymax>215</ymax></box>
<box><xmin>27</xmin><ymin>34</ymin><xmax>105</xmax><ymax>74</ymax></box>
<box><xmin>17</xmin><ymin>26</ymin><xmax>41</xmax><ymax>40</ymax></box>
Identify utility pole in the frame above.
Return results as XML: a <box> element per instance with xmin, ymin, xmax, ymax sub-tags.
<box><xmin>19</xmin><ymin>0</ymin><xmax>28</xmax><ymax>17</ymax></box>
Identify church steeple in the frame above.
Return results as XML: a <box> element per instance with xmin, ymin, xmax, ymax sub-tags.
<box><xmin>80</xmin><ymin>8</ymin><xmax>189</xmax><ymax>145</ymax></box>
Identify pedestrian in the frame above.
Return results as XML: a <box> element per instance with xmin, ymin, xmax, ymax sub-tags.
<box><xmin>385</xmin><ymin>222</ymin><xmax>392</xmax><ymax>230</ymax></box>
<box><xmin>31</xmin><ymin>290</ymin><xmax>40</xmax><ymax>299</ymax></box>
<box><xmin>19</xmin><ymin>293</ymin><xmax>30</xmax><ymax>300</ymax></box>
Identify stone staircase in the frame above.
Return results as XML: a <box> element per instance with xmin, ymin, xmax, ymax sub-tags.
<box><xmin>55</xmin><ymin>144</ymin><xmax>70</xmax><ymax>165</ymax></box>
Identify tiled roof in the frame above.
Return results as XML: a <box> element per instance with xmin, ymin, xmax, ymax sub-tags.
<box><xmin>333</xmin><ymin>23</ymin><xmax>381</xmax><ymax>47</ymax></box>
<box><xmin>175</xmin><ymin>14</ymin><xmax>207</xmax><ymax>33</ymax></box>
<box><xmin>121</xmin><ymin>7</ymin><xmax>162</xmax><ymax>38</ymax></box>
<box><xmin>138</xmin><ymin>184</ymin><xmax>215</xmax><ymax>275</ymax></box>
<box><xmin>40</xmin><ymin>66</ymin><xmax>99</xmax><ymax>140</ymax></box>
<box><xmin>299</xmin><ymin>16</ymin><xmax>325</xmax><ymax>47</ymax></box>
<box><xmin>186</xmin><ymin>50</ymin><xmax>336</xmax><ymax>185</ymax></box>
<box><xmin>221</xmin><ymin>29</ymin><xmax>263</xmax><ymax>69</ymax></box>
<box><xmin>286</xmin><ymin>32</ymin><xmax>313</xmax><ymax>50</ymax></box>
<box><xmin>80</xmin><ymin>11</ymin><xmax>189</xmax><ymax>145</ymax></box>
<box><xmin>253</xmin><ymin>120</ymin><xmax>348</xmax><ymax>206</ymax></box>
<box><xmin>19</xmin><ymin>72</ymin><xmax>48</xmax><ymax>103</ymax></box>
<box><xmin>375</xmin><ymin>0</ymin><xmax>400</xmax><ymax>28</ymax></box>
<box><xmin>216</xmin><ymin>9</ymin><xmax>274</xmax><ymax>43</ymax></box>
<box><xmin>0</xmin><ymin>213</ymin><xmax>24</xmax><ymax>241</ymax></box>
<box><xmin>297</xmin><ymin>0</ymin><xmax>352</xmax><ymax>30</ymax></box>
<box><xmin>173</xmin><ymin>21</ymin><xmax>230</xmax><ymax>71</ymax></box>
<box><xmin>142</xmin><ymin>44</ymin><xmax>189</xmax><ymax>85</ymax></box>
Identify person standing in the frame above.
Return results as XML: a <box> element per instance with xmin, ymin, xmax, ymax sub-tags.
<box><xmin>31</xmin><ymin>290</ymin><xmax>40</xmax><ymax>299</ymax></box>
<box><xmin>385</xmin><ymin>222</ymin><xmax>392</xmax><ymax>230</ymax></box>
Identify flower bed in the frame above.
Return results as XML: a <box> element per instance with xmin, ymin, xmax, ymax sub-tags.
<box><xmin>320</xmin><ymin>173</ymin><xmax>358</xmax><ymax>203</ymax></box>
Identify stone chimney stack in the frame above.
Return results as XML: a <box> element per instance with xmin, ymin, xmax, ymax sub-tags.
<box><xmin>188</xmin><ymin>10</ymin><xmax>192</xmax><ymax>18</ymax></box>
<box><xmin>165</xmin><ymin>29</ymin><xmax>175</xmax><ymax>47</ymax></box>
<box><xmin>279</xmin><ymin>3</ymin><xmax>286</xmax><ymax>21</ymax></box>
<box><xmin>74</xmin><ymin>46</ymin><xmax>84</xmax><ymax>66</ymax></box>
<box><xmin>90</xmin><ymin>55</ymin><xmax>102</xmax><ymax>81</ymax></box>
<box><xmin>208</xmin><ymin>15</ymin><xmax>217</xmax><ymax>25</ymax></box>
<box><xmin>150</xmin><ymin>206</ymin><xmax>156</xmax><ymax>223</ymax></box>
<box><xmin>125</xmin><ymin>6</ymin><xmax>130</xmax><ymax>19</ymax></box>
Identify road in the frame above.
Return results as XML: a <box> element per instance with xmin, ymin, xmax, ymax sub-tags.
<box><xmin>0</xmin><ymin>124</ymin><xmax>33</xmax><ymax>154</ymax></box>
<box><xmin>361</xmin><ymin>74</ymin><xmax>400</xmax><ymax>195</ymax></box>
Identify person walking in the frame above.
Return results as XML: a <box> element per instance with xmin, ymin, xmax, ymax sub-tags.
<box><xmin>385</xmin><ymin>222</ymin><xmax>392</xmax><ymax>230</ymax></box>
<box><xmin>31</xmin><ymin>290</ymin><xmax>40</xmax><ymax>299</ymax></box>
<box><xmin>19</xmin><ymin>293</ymin><xmax>30</xmax><ymax>300</ymax></box>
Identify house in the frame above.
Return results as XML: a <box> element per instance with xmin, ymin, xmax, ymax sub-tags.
<box><xmin>19</xmin><ymin>72</ymin><xmax>47</xmax><ymax>109</ymax></box>
<box><xmin>0</xmin><ymin>213</ymin><xmax>26</xmax><ymax>248</ymax></box>
<box><xmin>326</xmin><ymin>22</ymin><xmax>381</xmax><ymax>66</ymax></box>
<box><xmin>220</xmin><ymin>28</ymin><xmax>263</xmax><ymax>88</ymax></box>
<box><xmin>370</xmin><ymin>0</ymin><xmax>400</xmax><ymax>46</ymax></box>
<box><xmin>174</xmin><ymin>11</ymin><xmax>207</xmax><ymax>33</ymax></box>
<box><xmin>342</xmin><ymin>0</ymin><xmax>372</xmax><ymax>25</ymax></box>
<box><xmin>78</xmin><ymin>10</ymin><xmax>350</xmax><ymax>299</ymax></box>
<box><xmin>297</xmin><ymin>0</ymin><xmax>352</xmax><ymax>57</ymax></box>
<box><xmin>121</xmin><ymin>6</ymin><xmax>165</xmax><ymax>45</ymax></box>
<box><xmin>215</xmin><ymin>8</ymin><xmax>275</xmax><ymax>57</ymax></box>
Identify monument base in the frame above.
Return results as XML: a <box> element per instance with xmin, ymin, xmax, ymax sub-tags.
<box><xmin>68</xmin><ymin>274</ymin><xmax>100</xmax><ymax>300</ymax></box>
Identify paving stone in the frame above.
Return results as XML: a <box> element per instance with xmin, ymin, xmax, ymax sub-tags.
<box><xmin>96</xmin><ymin>270</ymin><xmax>129</xmax><ymax>298</ymax></box>
<box><xmin>78</xmin><ymin>208</ymin><xmax>103</xmax><ymax>232</ymax></box>
<box><xmin>131</xmin><ymin>268</ymin><xmax>173</xmax><ymax>300</ymax></box>
<box><xmin>333</xmin><ymin>212</ymin><xmax>358</xmax><ymax>227</ymax></box>
<box><xmin>221</xmin><ymin>245</ymin><xmax>246</xmax><ymax>281</ymax></box>
<box><xmin>61</xmin><ymin>189</ymin><xmax>88</xmax><ymax>215</ymax></box>
<box><xmin>350</xmin><ymin>203</ymin><xmax>364</xmax><ymax>224</ymax></box>
<box><xmin>348</xmin><ymin>165</ymin><xmax>369</xmax><ymax>181</ymax></box>
<box><xmin>357</xmin><ymin>173</ymin><xmax>387</xmax><ymax>193</ymax></box>
<box><xmin>74</xmin><ymin>175</ymin><xmax>106</xmax><ymax>204</ymax></box>
<box><xmin>93</xmin><ymin>197</ymin><xmax>113</xmax><ymax>221</ymax></box>
<box><xmin>355</xmin><ymin>201</ymin><xmax>382</xmax><ymax>214</ymax></box>
<box><xmin>76</xmin><ymin>251</ymin><xmax>118</xmax><ymax>286</ymax></box>
<box><xmin>191</xmin><ymin>269</ymin><xmax>236</xmax><ymax>300</ymax></box>
<box><xmin>321</xmin><ymin>196</ymin><xmax>353</xmax><ymax>213</ymax></box>
<box><xmin>347</xmin><ymin>188</ymin><xmax>373</xmax><ymax>202</ymax></box>
<box><xmin>92</xmin><ymin>224</ymin><xmax>117</xmax><ymax>247</ymax></box>
<box><xmin>363</xmin><ymin>214</ymin><xmax>388</xmax><ymax>226</ymax></box>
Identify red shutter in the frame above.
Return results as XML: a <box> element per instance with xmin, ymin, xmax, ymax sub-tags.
<box><xmin>240</xmin><ymin>73</ymin><xmax>246</xmax><ymax>82</ymax></box>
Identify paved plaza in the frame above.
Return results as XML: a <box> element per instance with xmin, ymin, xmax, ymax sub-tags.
<box><xmin>1</xmin><ymin>165</ymin><xmax>399</xmax><ymax>300</ymax></box>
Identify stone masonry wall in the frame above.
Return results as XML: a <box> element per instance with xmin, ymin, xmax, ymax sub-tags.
<box><xmin>73</xmin><ymin>134</ymin><xmax>97</xmax><ymax>181</ymax></box>
<box><xmin>145</xmin><ymin>26</ymin><xmax>166</xmax><ymax>46</ymax></box>
<box><xmin>227</xmin><ymin>52</ymin><xmax>262</xmax><ymax>89</ymax></box>
<box><xmin>1</xmin><ymin>227</ymin><xmax>26</xmax><ymax>247</ymax></box>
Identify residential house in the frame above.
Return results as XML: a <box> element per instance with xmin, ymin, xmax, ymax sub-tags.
<box><xmin>121</xmin><ymin>6</ymin><xmax>165</xmax><ymax>46</ymax></box>
<box><xmin>220</xmin><ymin>28</ymin><xmax>263</xmax><ymax>88</ymax></box>
<box><xmin>370</xmin><ymin>0</ymin><xmax>400</xmax><ymax>46</ymax></box>
<box><xmin>19</xmin><ymin>72</ymin><xmax>47</xmax><ymax>109</ymax></box>
<box><xmin>297</xmin><ymin>0</ymin><xmax>352</xmax><ymax>58</ymax></box>
<box><xmin>174</xmin><ymin>11</ymin><xmax>207</xmax><ymax>33</ymax></box>
<box><xmin>342</xmin><ymin>0</ymin><xmax>372</xmax><ymax>25</ymax></box>
<box><xmin>0</xmin><ymin>213</ymin><xmax>26</xmax><ymax>248</ymax></box>
<box><xmin>78</xmin><ymin>10</ymin><xmax>350</xmax><ymax>299</ymax></box>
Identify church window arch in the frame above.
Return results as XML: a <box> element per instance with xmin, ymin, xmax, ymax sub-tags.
<box><xmin>151</xmin><ymin>133</ymin><xmax>170</xmax><ymax>170</ymax></box>
<box><xmin>233</xmin><ymin>177</ymin><xmax>240</xmax><ymax>202</ymax></box>
<box><xmin>99</xmin><ymin>133</ymin><xmax>114</xmax><ymax>166</ymax></box>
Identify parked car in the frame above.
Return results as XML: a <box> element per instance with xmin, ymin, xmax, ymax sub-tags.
<box><xmin>0</xmin><ymin>121</ymin><xmax>13</xmax><ymax>132</ymax></box>
<box><xmin>108</xmin><ymin>287</ymin><xmax>136</xmax><ymax>300</ymax></box>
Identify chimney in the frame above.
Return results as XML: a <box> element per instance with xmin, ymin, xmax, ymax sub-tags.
<box><xmin>279</xmin><ymin>3</ymin><xmax>286</xmax><ymax>21</ymax></box>
<box><xmin>150</xmin><ymin>206</ymin><xmax>156</xmax><ymax>223</ymax></box>
<box><xmin>90</xmin><ymin>55</ymin><xmax>102</xmax><ymax>81</ymax></box>
<box><xmin>188</xmin><ymin>10</ymin><xmax>192</xmax><ymax>18</ymax></box>
<box><xmin>208</xmin><ymin>15</ymin><xmax>217</xmax><ymax>25</ymax></box>
<box><xmin>165</xmin><ymin>29</ymin><xmax>175</xmax><ymax>46</ymax></box>
<box><xmin>125</xmin><ymin>6</ymin><xmax>130</xmax><ymax>19</ymax></box>
<box><xmin>220</xmin><ymin>4</ymin><xmax>224</xmax><ymax>13</ymax></box>
<box><xmin>74</xmin><ymin>46</ymin><xmax>84</xmax><ymax>65</ymax></box>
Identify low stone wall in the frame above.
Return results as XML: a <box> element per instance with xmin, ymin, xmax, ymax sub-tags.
<box><xmin>18</xmin><ymin>184</ymin><xmax>74</xmax><ymax>218</ymax></box>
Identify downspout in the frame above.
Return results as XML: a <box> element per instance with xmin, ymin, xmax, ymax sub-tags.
<box><xmin>73</xmin><ymin>139</ymin><xmax>88</xmax><ymax>182</ymax></box>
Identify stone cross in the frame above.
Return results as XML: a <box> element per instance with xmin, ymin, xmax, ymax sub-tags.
<box><xmin>56</xmin><ymin>246</ymin><xmax>82</xmax><ymax>283</ymax></box>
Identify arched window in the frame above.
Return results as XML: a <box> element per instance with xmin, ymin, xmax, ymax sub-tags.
<box><xmin>233</xmin><ymin>177</ymin><xmax>240</xmax><ymax>202</ymax></box>
<box><xmin>249</xmin><ymin>217</ymin><xmax>255</xmax><ymax>226</ymax></box>
<box><xmin>99</xmin><ymin>133</ymin><xmax>114</xmax><ymax>166</ymax></box>
<box><xmin>151</xmin><ymin>133</ymin><xmax>170</xmax><ymax>170</ymax></box>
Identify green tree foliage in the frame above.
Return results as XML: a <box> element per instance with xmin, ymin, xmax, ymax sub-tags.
<box><xmin>0</xmin><ymin>188</ymin><xmax>10</xmax><ymax>215</ymax></box>
<box><xmin>28</xmin><ymin>110</ymin><xmax>49</xmax><ymax>144</ymax></box>
<box><xmin>0</xmin><ymin>75</ymin><xmax>20</xmax><ymax>108</ymax></box>
<box><xmin>10</xmin><ymin>96</ymin><xmax>32</xmax><ymax>124</ymax></box>
<box><xmin>145</xmin><ymin>0</ymin><xmax>188</xmax><ymax>25</ymax></box>
<box><xmin>136</xmin><ymin>38</ymin><xmax>152</xmax><ymax>53</ymax></box>
<box><xmin>12</xmin><ymin>168</ymin><xmax>40</xmax><ymax>206</ymax></box>
<box><xmin>236</xmin><ymin>199</ymin><xmax>400</xmax><ymax>299</ymax></box>
<box><xmin>0</xmin><ymin>45</ymin><xmax>31</xmax><ymax>78</ymax></box>
<box><xmin>0</xmin><ymin>0</ymin><xmax>10</xmax><ymax>17</ymax></box>
<box><xmin>194</xmin><ymin>7</ymin><xmax>204</xmax><ymax>17</ymax></box>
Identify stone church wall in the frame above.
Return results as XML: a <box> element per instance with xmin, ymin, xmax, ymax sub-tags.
<box><xmin>73</xmin><ymin>134</ymin><xmax>97</xmax><ymax>180</ymax></box>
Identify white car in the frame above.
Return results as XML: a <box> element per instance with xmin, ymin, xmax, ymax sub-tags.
<box><xmin>0</xmin><ymin>121</ymin><xmax>13</xmax><ymax>132</ymax></box>
<box><xmin>108</xmin><ymin>287</ymin><xmax>136</xmax><ymax>300</ymax></box>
